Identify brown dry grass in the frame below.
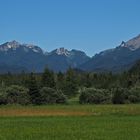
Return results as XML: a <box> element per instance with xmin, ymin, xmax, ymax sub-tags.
<box><xmin>0</xmin><ymin>106</ymin><xmax>91</xmax><ymax>117</ymax></box>
<box><xmin>0</xmin><ymin>104</ymin><xmax>140</xmax><ymax>117</ymax></box>
<box><xmin>0</xmin><ymin>110</ymin><xmax>90</xmax><ymax>116</ymax></box>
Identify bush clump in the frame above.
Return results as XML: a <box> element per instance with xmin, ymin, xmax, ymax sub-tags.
<box><xmin>39</xmin><ymin>87</ymin><xmax>67</xmax><ymax>104</ymax></box>
<box><xmin>128</xmin><ymin>87</ymin><xmax>140</xmax><ymax>103</ymax></box>
<box><xmin>111</xmin><ymin>88</ymin><xmax>128</xmax><ymax>104</ymax></box>
<box><xmin>6</xmin><ymin>85</ymin><xmax>30</xmax><ymax>105</ymax></box>
<box><xmin>0</xmin><ymin>87</ymin><xmax>7</xmax><ymax>105</ymax></box>
<box><xmin>0</xmin><ymin>93</ymin><xmax>7</xmax><ymax>105</ymax></box>
<box><xmin>79</xmin><ymin>88</ymin><xmax>111</xmax><ymax>104</ymax></box>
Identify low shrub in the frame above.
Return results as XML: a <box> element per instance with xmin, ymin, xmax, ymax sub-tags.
<box><xmin>6</xmin><ymin>85</ymin><xmax>30</xmax><ymax>105</ymax></box>
<box><xmin>128</xmin><ymin>95</ymin><xmax>138</xmax><ymax>103</ymax></box>
<box><xmin>39</xmin><ymin>87</ymin><xmax>67</xmax><ymax>104</ymax></box>
<box><xmin>0</xmin><ymin>88</ymin><xmax>7</xmax><ymax>105</ymax></box>
<box><xmin>111</xmin><ymin>88</ymin><xmax>128</xmax><ymax>104</ymax></box>
<box><xmin>128</xmin><ymin>87</ymin><xmax>140</xmax><ymax>103</ymax></box>
<box><xmin>0</xmin><ymin>93</ymin><xmax>7</xmax><ymax>105</ymax></box>
<box><xmin>79</xmin><ymin>88</ymin><xmax>111</xmax><ymax>104</ymax></box>
<box><xmin>55</xmin><ymin>90</ymin><xmax>67</xmax><ymax>104</ymax></box>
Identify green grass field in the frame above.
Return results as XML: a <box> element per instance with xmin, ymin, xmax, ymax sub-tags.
<box><xmin>0</xmin><ymin>104</ymin><xmax>140</xmax><ymax>140</ymax></box>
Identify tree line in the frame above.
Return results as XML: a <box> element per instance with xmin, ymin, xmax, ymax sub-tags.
<box><xmin>0</xmin><ymin>66</ymin><xmax>140</xmax><ymax>105</ymax></box>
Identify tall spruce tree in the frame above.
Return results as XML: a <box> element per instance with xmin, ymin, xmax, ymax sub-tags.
<box><xmin>56</xmin><ymin>72</ymin><xmax>65</xmax><ymax>90</ymax></box>
<box><xmin>28</xmin><ymin>72</ymin><xmax>41</xmax><ymax>105</ymax></box>
<box><xmin>41</xmin><ymin>68</ymin><xmax>55</xmax><ymax>88</ymax></box>
<box><xmin>63</xmin><ymin>68</ymin><xmax>78</xmax><ymax>97</ymax></box>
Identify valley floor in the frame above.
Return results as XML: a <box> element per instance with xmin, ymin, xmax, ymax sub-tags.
<box><xmin>0</xmin><ymin>104</ymin><xmax>140</xmax><ymax>140</ymax></box>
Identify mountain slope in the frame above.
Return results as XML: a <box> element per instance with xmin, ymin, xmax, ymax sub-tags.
<box><xmin>0</xmin><ymin>41</ymin><xmax>90</xmax><ymax>73</ymax></box>
<box><xmin>80</xmin><ymin>34</ymin><xmax>140</xmax><ymax>72</ymax></box>
<box><xmin>0</xmin><ymin>41</ymin><xmax>46</xmax><ymax>72</ymax></box>
<box><xmin>45</xmin><ymin>48</ymin><xmax>90</xmax><ymax>72</ymax></box>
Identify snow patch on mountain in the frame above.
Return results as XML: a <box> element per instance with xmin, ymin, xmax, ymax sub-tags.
<box><xmin>56</xmin><ymin>48</ymin><xmax>70</xmax><ymax>56</ymax></box>
<box><xmin>0</xmin><ymin>41</ymin><xmax>43</xmax><ymax>53</ymax></box>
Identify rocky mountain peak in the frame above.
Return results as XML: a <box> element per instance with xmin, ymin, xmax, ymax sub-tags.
<box><xmin>0</xmin><ymin>40</ymin><xmax>20</xmax><ymax>51</ymax></box>
<box><xmin>120</xmin><ymin>34</ymin><xmax>140</xmax><ymax>50</ymax></box>
<box><xmin>120</xmin><ymin>41</ymin><xmax>126</xmax><ymax>47</ymax></box>
<box><xmin>0</xmin><ymin>40</ymin><xmax>43</xmax><ymax>53</ymax></box>
<box><xmin>56</xmin><ymin>47</ymin><xmax>70</xmax><ymax>56</ymax></box>
<box><xmin>6</xmin><ymin>40</ymin><xmax>20</xmax><ymax>49</ymax></box>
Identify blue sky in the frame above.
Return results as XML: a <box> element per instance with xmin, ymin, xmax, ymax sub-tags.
<box><xmin>0</xmin><ymin>0</ymin><xmax>140</xmax><ymax>56</ymax></box>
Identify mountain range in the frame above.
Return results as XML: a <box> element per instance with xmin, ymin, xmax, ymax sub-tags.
<box><xmin>1</xmin><ymin>34</ymin><xmax>140</xmax><ymax>73</ymax></box>
<box><xmin>80</xmin><ymin>34</ymin><xmax>140</xmax><ymax>72</ymax></box>
<box><xmin>0</xmin><ymin>41</ymin><xmax>90</xmax><ymax>73</ymax></box>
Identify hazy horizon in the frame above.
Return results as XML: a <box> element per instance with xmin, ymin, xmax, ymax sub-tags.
<box><xmin>0</xmin><ymin>0</ymin><xmax>140</xmax><ymax>56</ymax></box>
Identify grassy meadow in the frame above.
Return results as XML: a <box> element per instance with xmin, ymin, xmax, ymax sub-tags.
<box><xmin>0</xmin><ymin>104</ymin><xmax>140</xmax><ymax>140</ymax></box>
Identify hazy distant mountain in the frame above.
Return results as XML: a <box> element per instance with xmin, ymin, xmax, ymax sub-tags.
<box><xmin>0</xmin><ymin>41</ymin><xmax>90</xmax><ymax>73</ymax></box>
<box><xmin>2</xmin><ymin>34</ymin><xmax>140</xmax><ymax>74</ymax></box>
<box><xmin>45</xmin><ymin>48</ymin><xmax>90</xmax><ymax>72</ymax></box>
<box><xmin>0</xmin><ymin>40</ymin><xmax>46</xmax><ymax>72</ymax></box>
<box><xmin>0</xmin><ymin>63</ymin><xmax>28</xmax><ymax>74</ymax></box>
<box><xmin>80</xmin><ymin>34</ymin><xmax>140</xmax><ymax>72</ymax></box>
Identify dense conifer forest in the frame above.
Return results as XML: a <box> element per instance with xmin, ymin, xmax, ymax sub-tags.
<box><xmin>0</xmin><ymin>61</ymin><xmax>140</xmax><ymax>105</ymax></box>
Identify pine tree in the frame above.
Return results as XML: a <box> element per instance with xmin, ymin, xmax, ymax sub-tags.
<box><xmin>41</xmin><ymin>68</ymin><xmax>55</xmax><ymax>88</ymax></box>
<box><xmin>28</xmin><ymin>72</ymin><xmax>41</xmax><ymax>105</ymax></box>
<box><xmin>84</xmin><ymin>73</ymin><xmax>92</xmax><ymax>88</ymax></box>
<box><xmin>63</xmin><ymin>68</ymin><xmax>78</xmax><ymax>97</ymax></box>
<box><xmin>56</xmin><ymin>72</ymin><xmax>65</xmax><ymax>90</ymax></box>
